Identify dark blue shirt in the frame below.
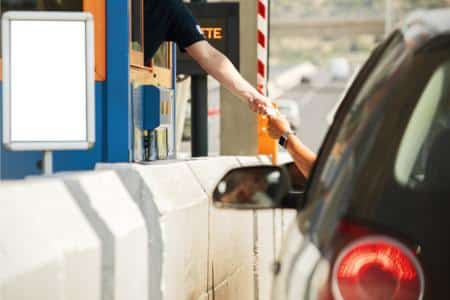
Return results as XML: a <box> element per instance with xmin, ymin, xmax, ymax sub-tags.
<box><xmin>144</xmin><ymin>0</ymin><xmax>205</xmax><ymax>63</ymax></box>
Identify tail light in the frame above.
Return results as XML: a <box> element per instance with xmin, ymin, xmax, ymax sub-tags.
<box><xmin>310</xmin><ymin>221</ymin><xmax>424</xmax><ymax>300</ymax></box>
<box><xmin>331</xmin><ymin>237</ymin><xmax>424</xmax><ymax>300</ymax></box>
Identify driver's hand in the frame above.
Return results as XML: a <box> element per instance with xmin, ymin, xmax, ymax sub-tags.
<box><xmin>267</xmin><ymin>113</ymin><xmax>291</xmax><ymax>140</ymax></box>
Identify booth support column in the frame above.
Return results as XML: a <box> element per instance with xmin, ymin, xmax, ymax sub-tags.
<box><xmin>220</xmin><ymin>0</ymin><xmax>258</xmax><ymax>155</ymax></box>
<box><xmin>191</xmin><ymin>75</ymin><xmax>208</xmax><ymax>157</ymax></box>
<box><xmin>190</xmin><ymin>0</ymin><xmax>208</xmax><ymax>157</ymax></box>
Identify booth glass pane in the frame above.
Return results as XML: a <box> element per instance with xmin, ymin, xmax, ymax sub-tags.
<box><xmin>131</xmin><ymin>0</ymin><xmax>144</xmax><ymax>52</ymax></box>
<box><xmin>153</xmin><ymin>43</ymin><xmax>170</xmax><ymax>69</ymax></box>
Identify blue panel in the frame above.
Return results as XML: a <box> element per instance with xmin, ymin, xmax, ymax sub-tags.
<box><xmin>106</xmin><ymin>0</ymin><xmax>131</xmax><ymax>162</ymax></box>
<box><xmin>0</xmin><ymin>82</ymin><xmax>106</xmax><ymax>179</ymax></box>
<box><xmin>0</xmin><ymin>83</ymin><xmax>42</xmax><ymax>179</ymax></box>
<box><xmin>143</xmin><ymin>86</ymin><xmax>161</xmax><ymax>130</ymax></box>
<box><xmin>53</xmin><ymin>82</ymin><xmax>106</xmax><ymax>172</ymax></box>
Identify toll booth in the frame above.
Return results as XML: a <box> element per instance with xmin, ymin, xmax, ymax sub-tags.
<box><xmin>0</xmin><ymin>0</ymin><xmax>176</xmax><ymax>179</ymax></box>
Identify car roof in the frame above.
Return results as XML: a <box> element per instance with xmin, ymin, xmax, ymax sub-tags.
<box><xmin>404</xmin><ymin>8</ymin><xmax>450</xmax><ymax>36</ymax></box>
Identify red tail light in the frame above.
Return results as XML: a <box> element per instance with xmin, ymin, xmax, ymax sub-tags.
<box><xmin>331</xmin><ymin>237</ymin><xmax>424</xmax><ymax>300</ymax></box>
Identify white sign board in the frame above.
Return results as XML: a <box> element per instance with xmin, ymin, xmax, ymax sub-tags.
<box><xmin>2</xmin><ymin>12</ymin><xmax>95</xmax><ymax>151</ymax></box>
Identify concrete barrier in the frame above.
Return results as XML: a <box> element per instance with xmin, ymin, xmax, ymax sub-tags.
<box><xmin>0</xmin><ymin>179</ymin><xmax>100</xmax><ymax>300</ymax></box>
<box><xmin>255</xmin><ymin>210</ymin><xmax>276</xmax><ymax>300</ymax></box>
<box><xmin>235</xmin><ymin>156</ymin><xmax>282</xmax><ymax>300</ymax></box>
<box><xmin>0</xmin><ymin>155</ymin><xmax>300</xmax><ymax>300</ymax></box>
<box><xmin>187</xmin><ymin>157</ymin><xmax>254</xmax><ymax>299</ymax></box>
<box><xmin>237</xmin><ymin>156</ymin><xmax>262</xmax><ymax>166</ymax></box>
<box><xmin>234</xmin><ymin>156</ymin><xmax>298</xmax><ymax>300</ymax></box>
<box><xmin>59</xmin><ymin>171</ymin><xmax>148</xmax><ymax>300</ymax></box>
<box><xmin>97</xmin><ymin>162</ymin><xmax>209</xmax><ymax>300</ymax></box>
<box><xmin>258</xmin><ymin>155</ymin><xmax>272</xmax><ymax>165</ymax></box>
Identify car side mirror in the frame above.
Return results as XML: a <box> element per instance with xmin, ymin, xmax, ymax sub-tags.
<box><xmin>213</xmin><ymin>166</ymin><xmax>290</xmax><ymax>209</ymax></box>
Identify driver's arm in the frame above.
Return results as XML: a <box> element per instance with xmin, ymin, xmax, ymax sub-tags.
<box><xmin>267</xmin><ymin>113</ymin><xmax>317</xmax><ymax>178</ymax></box>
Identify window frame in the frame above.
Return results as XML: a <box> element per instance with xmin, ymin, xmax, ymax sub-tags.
<box><xmin>84</xmin><ymin>0</ymin><xmax>106</xmax><ymax>81</ymax></box>
<box><xmin>129</xmin><ymin>0</ymin><xmax>172</xmax><ymax>88</ymax></box>
<box><xmin>394</xmin><ymin>59</ymin><xmax>450</xmax><ymax>187</ymax></box>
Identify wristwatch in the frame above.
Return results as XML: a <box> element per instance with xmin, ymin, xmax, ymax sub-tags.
<box><xmin>278</xmin><ymin>130</ymin><xmax>294</xmax><ymax>149</ymax></box>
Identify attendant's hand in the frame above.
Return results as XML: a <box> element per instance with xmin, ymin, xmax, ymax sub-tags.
<box><xmin>267</xmin><ymin>113</ymin><xmax>291</xmax><ymax>140</ymax></box>
<box><xmin>248</xmin><ymin>93</ymin><xmax>273</xmax><ymax>114</ymax></box>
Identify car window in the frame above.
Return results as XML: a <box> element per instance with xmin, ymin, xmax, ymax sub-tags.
<box><xmin>395</xmin><ymin>59</ymin><xmax>450</xmax><ymax>189</ymax></box>
<box><xmin>350</xmin><ymin>34</ymin><xmax>406</xmax><ymax>110</ymax></box>
<box><xmin>313</xmin><ymin>34</ymin><xmax>406</xmax><ymax>188</ymax></box>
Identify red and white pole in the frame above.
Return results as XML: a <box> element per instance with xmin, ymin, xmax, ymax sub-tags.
<box><xmin>256</xmin><ymin>0</ymin><xmax>277</xmax><ymax>163</ymax></box>
<box><xmin>256</xmin><ymin>0</ymin><xmax>268</xmax><ymax>95</ymax></box>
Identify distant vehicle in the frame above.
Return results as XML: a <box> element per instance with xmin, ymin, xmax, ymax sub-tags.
<box><xmin>269</xmin><ymin>63</ymin><xmax>318</xmax><ymax>99</ymax></box>
<box><xmin>329</xmin><ymin>57</ymin><xmax>351</xmax><ymax>81</ymax></box>
<box><xmin>213</xmin><ymin>8</ymin><xmax>450</xmax><ymax>299</ymax></box>
<box><xmin>276</xmin><ymin>99</ymin><xmax>301</xmax><ymax>132</ymax></box>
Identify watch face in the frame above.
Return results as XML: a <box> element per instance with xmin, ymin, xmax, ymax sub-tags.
<box><xmin>278</xmin><ymin>136</ymin><xmax>287</xmax><ymax>148</ymax></box>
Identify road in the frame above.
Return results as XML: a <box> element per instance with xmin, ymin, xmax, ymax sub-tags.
<box><xmin>276</xmin><ymin>71</ymin><xmax>346</xmax><ymax>153</ymax></box>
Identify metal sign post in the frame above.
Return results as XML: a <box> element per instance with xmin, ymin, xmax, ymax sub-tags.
<box><xmin>43</xmin><ymin>151</ymin><xmax>53</xmax><ymax>175</ymax></box>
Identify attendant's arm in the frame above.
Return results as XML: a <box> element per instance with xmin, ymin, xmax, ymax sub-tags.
<box><xmin>267</xmin><ymin>114</ymin><xmax>317</xmax><ymax>178</ymax></box>
<box><xmin>186</xmin><ymin>41</ymin><xmax>271</xmax><ymax>113</ymax></box>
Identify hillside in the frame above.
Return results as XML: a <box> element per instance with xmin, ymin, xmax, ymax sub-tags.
<box><xmin>271</xmin><ymin>0</ymin><xmax>449</xmax><ymax>21</ymax></box>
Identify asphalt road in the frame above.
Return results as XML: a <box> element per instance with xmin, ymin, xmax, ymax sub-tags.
<box><xmin>277</xmin><ymin>72</ymin><xmax>346</xmax><ymax>153</ymax></box>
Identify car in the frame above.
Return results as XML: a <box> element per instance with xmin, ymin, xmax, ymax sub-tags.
<box><xmin>212</xmin><ymin>8</ymin><xmax>450</xmax><ymax>300</ymax></box>
<box><xmin>329</xmin><ymin>57</ymin><xmax>351</xmax><ymax>81</ymax></box>
<box><xmin>277</xmin><ymin>99</ymin><xmax>301</xmax><ymax>132</ymax></box>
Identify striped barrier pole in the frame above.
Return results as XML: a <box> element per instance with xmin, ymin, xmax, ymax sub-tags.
<box><xmin>256</xmin><ymin>0</ymin><xmax>278</xmax><ymax>164</ymax></box>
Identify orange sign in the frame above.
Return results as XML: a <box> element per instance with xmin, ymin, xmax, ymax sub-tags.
<box><xmin>201</xmin><ymin>27</ymin><xmax>223</xmax><ymax>40</ymax></box>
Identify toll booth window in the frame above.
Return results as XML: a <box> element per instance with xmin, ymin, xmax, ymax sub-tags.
<box><xmin>152</xmin><ymin>43</ymin><xmax>171</xmax><ymax>69</ymax></box>
<box><xmin>131</xmin><ymin>0</ymin><xmax>144</xmax><ymax>52</ymax></box>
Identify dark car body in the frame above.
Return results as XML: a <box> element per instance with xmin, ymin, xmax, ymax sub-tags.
<box><xmin>272</xmin><ymin>9</ymin><xmax>450</xmax><ymax>300</ymax></box>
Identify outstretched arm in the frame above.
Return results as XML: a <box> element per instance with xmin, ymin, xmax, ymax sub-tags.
<box><xmin>186</xmin><ymin>41</ymin><xmax>271</xmax><ymax>114</ymax></box>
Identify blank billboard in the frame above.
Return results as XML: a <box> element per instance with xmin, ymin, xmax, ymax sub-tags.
<box><xmin>2</xmin><ymin>12</ymin><xmax>95</xmax><ymax>151</ymax></box>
